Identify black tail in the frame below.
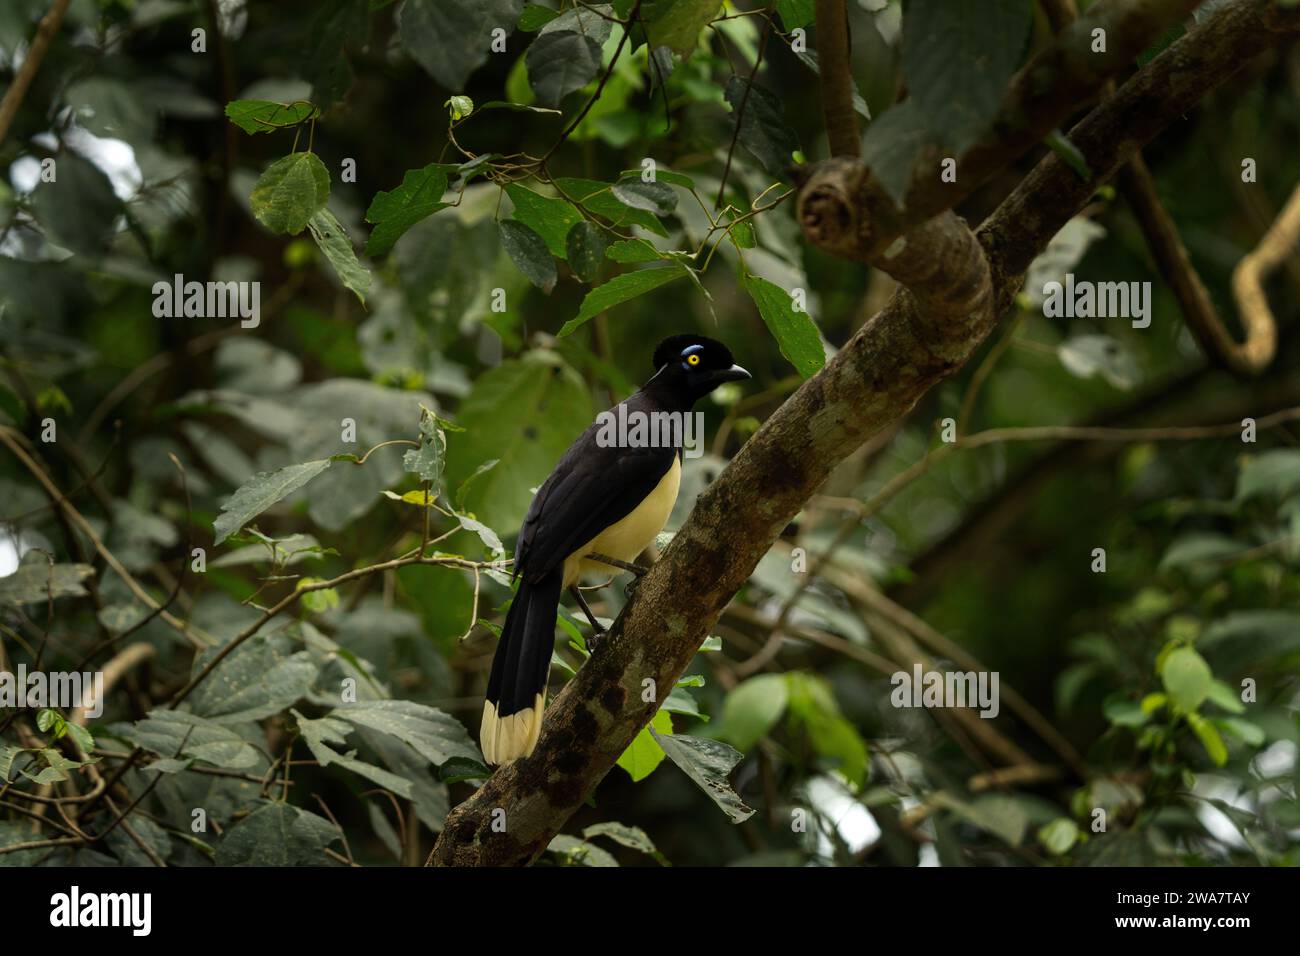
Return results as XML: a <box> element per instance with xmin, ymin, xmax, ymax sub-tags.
<box><xmin>480</xmin><ymin>569</ymin><xmax>563</xmax><ymax>765</ymax></box>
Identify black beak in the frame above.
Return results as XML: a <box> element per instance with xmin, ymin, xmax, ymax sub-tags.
<box><xmin>711</xmin><ymin>364</ymin><xmax>751</xmax><ymax>384</ymax></box>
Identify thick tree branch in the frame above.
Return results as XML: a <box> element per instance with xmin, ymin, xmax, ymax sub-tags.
<box><xmin>805</xmin><ymin>0</ymin><xmax>1204</xmax><ymax>263</ymax></box>
<box><xmin>427</xmin><ymin>0</ymin><xmax>1300</xmax><ymax>867</ymax></box>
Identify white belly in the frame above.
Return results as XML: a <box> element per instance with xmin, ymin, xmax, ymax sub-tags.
<box><xmin>563</xmin><ymin>455</ymin><xmax>681</xmax><ymax>587</ymax></box>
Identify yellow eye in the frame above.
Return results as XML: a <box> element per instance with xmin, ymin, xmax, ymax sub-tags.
<box><xmin>686</xmin><ymin>353</ymin><xmax>701</xmax><ymax>366</ymax></box>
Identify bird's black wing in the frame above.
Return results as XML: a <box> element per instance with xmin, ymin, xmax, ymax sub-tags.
<box><xmin>513</xmin><ymin>404</ymin><xmax>677</xmax><ymax>583</ymax></box>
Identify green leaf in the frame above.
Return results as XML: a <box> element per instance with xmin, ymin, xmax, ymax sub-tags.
<box><xmin>1215</xmin><ymin>716</ymin><xmax>1265</xmax><ymax>747</ymax></box>
<box><xmin>715</xmin><ymin>673</ymin><xmax>788</xmax><ymax>752</ymax></box>
<box><xmin>645</xmin><ymin>0</ymin><xmax>720</xmax><ymax>57</ymax></box>
<box><xmin>902</xmin><ymin>0</ymin><xmax>1033</xmax><ymax>153</ymax></box>
<box><xmin>547</xmin><ymin>834</ymin><xmax>619</xmax><ymax>866</ymax></box>
<box><xmin>1206</xmin><ymin>680</ymin><xmax>1246</xmax><ymax>715</ymax></box>
<box><xmin>565</xmin><ymin>221</ymin><xmax>608</xmax><ymax>281</ymax></box>
<box><xmin>214</xmin><ymin>801</ymin><xmax>339</xmax><ymax>866</ymax></box>
<box><xmin>225</xmin><ymin>100</ymin><xmax>319</xmax><ymax>134</ymax></box>
<box><xmin>1103</xmin><ymin>695</ymin><xmax>1150</xmax><ymax>727</ymax></box>
<box><xmin>1038</xmin><ymin>817</ymin><xmax>1080</xmax><ymax>855</ymax></box>
<box><xmin>1161</xmin><ymin>646</ymin><xmax>1213</xmax><ymax>713</ymax></box>
<box><xmin>605</xmin><ymin>238</ymin><xmax>663</xmax><ymax>263</ymax></box>
<box><xmin>30</xmin><ymin>151</ymin><xmax>122</xmax><ymax>255</ymax></box>
<box><xmin>499</xmin><ymin>219</ymin><xmax>558</xmax><ymax>292</ymax></box>
<box><xmin>66</xmin><ymin>723</ymin><xmax>94</xmax><ymax>754</ymax></box>
<box><xmin>505</xmin><ymin>183</ymin><xmax>584</xmax><ymax>257</ymax></box>
<box><xmin>335</xmin><ymin>699</ymin><xmax>481</xmax><ymax>766</ymax></box>
<box><xmin>363</xmin><ymin>163</ymin><xmax>453</xmax><ymax>256</ymax></box>
<box><xmin>558</xmin><ymin>265</ymin><xmax>688</xmax><ymax>337</ymax></box>
<box><xmin>455</xmin><ymin>459</ymin><xmax>500</xmax><ymax>509</ymax></box>
<box><xmin>213</xmin><ymin>458</ymin><xmax>333</xmax><ymax>545</ymax></box>
<box><xmin>1236</xmin><ymin>449</ymin><xmax>1300</xmax><ymax>503</ymax></box>
<box><xmin>583</xmin><ymin>821</ymin><xmax>668</xmax><ymax>864</ymax></box>
<box><xmin>519</xmin><ymin>3</ymin><xmax>561</xmax><ymax>30</ymax></box>
<box><xmin>403</xmin><ymin>406</ymin><xmax>447</xmax><ymax>487</ymax></box>
<box><xmin>611</xmin><ymin>179</ymin><xmax>677</xmax><ymax>216</ymax></box>
<box><xmin>0</xmin><ymin>562</ymin><xmax>94</xmax><ymax>606</ymax></box>
<box><xmin>120</xmin><ymin>710</ymin><xmax>261</xmax><ymax>769</ymax></box>
<box><xmin>723</xmin><ymin>76</ymin><xmax>801</xmax><ymax>178</ymax></box>
<box><xmin>527</xmin><ymin>29</ymin><xmax>603</xmax><ymax>106</ymax></box>
<box><xmin>0</xmin><ymin>746</ymin><xmax>22</xmax><ymax>784</ymax></box>
<box><xmin>861</xmin><ymin>100</ymin><xmax>930</xmax><ymax>204</ymax></box>
<box><xmin>1159</xmin><ymin>533</ymin><xmax>1242</xmax><ymax>571</ymax></box>
<box><xmin>444</xmin><ymin>352</ymin><xmax>594</xmax><ymax>530</ymax></box>
<box><xmin>775</xmin><ymin>0</ymin><xmax>815</xmax><ymax>31</ymax></box>
<box><xmin>1186</xmin><ymin>711</ymin><xmax>1228</xmax><ymax>766</ymax></box>
<box><xmin>935</xmin><ymin>793</ymin><xmax>1028</xmax><ymax>846</ymax></box>
<box><xmin>398</xmin><ymin>0</ymin><xmax>524</xmax><ymax>90</ymax></box>
<box><xmin>445</xmin><ymin>94</ymin><xmax>474</xmax><ymax>121</ymax></box>
<box><xmin>189</xmin><ymin>630</ymin><xmax>317</xmax><ymax>723</ymax></box>
<box><xmin>294</xmin><ymin>710</ymin><xmax>414</xmax><ymax>797</ymax></box>
<box><xmin>250</xmin><ymin>152</ymin><xmax>330</xmax><ymax>235</ymax></box>
<box><xmin>785</xmin><ymin>672</ymin><xmax>868</xmax><ymax>787</ymax></box>
<box><xmin>554</xmin><ymin>177</ymin><xmax>670</xmax><ymax>235</ymax></box>
<box><xmin>743</xmin><ymin>274</ymin><xmax>825</xmax><ymax>378</ymax></box>
<box><xmin>617</xmin><ymin>709</ymin><xmax>672</xmax><ymax>782</ymax></box>
<box><xmin>308</xmin><ymin>208</ymin><xmax>371</xmax><ymax>304</ymax></box>
<box><xmin>651</xmin><ymin>729</ymin><xmax>754</xmax><ymax>823</ymax></box>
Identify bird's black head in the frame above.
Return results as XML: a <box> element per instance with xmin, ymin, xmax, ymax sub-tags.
<box><xmin>647</xmin><ymin>334</ymin><xmax>751</xmax><ymax>405</ymax></box>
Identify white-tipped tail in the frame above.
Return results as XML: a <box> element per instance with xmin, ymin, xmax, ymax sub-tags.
<box><xmin>481</xmin><ymin>693</ymin><xmax>545</xmax><ymax>765</ymax></box>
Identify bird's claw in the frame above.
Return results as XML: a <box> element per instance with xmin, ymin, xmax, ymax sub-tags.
<box><xmin>587</xmin><ymin>629</ymin><xmax>609</xmax><ymax>654</ymax></box>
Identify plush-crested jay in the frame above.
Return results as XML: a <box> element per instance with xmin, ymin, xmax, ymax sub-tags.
<box><xmin>480</xmin><ymin>335</ymin><xmax>750</xmax><ymax>764</ymax></box>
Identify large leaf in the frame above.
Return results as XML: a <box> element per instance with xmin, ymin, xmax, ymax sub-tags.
<box><xmin>1235</xmin><ymin>449</ymin><xmax>1300</xmax><ymax>503</ymax></box>
<box><xmin>558</xmin><ymin>264</ymin><xmax>688</xmax><ymax>337</ymax></box>
<box><xmin>335</xmin><ymin>699</ymin><xmax>481</xmax><ymax>766</ymax></box>
<box><xmin>617</xmin><ymin>708</ymin><xmax>672</xmax><ymax>782</ymax></box>
<box><xmin>645</xmin><ymin>0</ymin><xmax>720</xmax><ymax>57</ymax></box>
<box><xmin>723</xmin><ymin>76</ymin><xmax>801</xmax><ymax>178</ymax></box>
<box><xmin>499</xmin><ymin>219</ymin><xmax>557</xmax><ymax>292</ymax></box>
<box><xmin>0</xmin><ymin>561</ymin><xmax>94</xmax><ymax>606</ymax></box>
<box><xmin>651</xmin><ymin>729</ymin><xmax>754</xmax><ymax>823</ymax></box>
<box><xmin>188</xmin><ymin>629</ymin><xmax>317</xmax><ymax>723</ymax></box>
<box><xmin>714</xmin><ymin>673</ymin><xmax>788</xmax><ymax>752</ymax></box>
<box><xmin>294</xmin><ymin>710</ymin><xmax>414</xmax><ymax>797</ymax></box>
<box><xmin>250</xmin><ymin>152</ymin><xmax>330</xmax><ymax>235</ymax></box>
<box><xmin>742</xmin><ymin>274</ymin><xmax>825</xmax><ymax>379</ymax></box>
<box><xmin>363</xmin><ymin>163</ymin><xmax>453</xmax><ymax>257</ymax></box>
<box><xmin>214</xmin><ymin>801</ymin><xmax>339</xmax><ymax>866</ymax></box>
<box><xmin>526</xmin><ymin>29</ymin><xmax>604</xmax><ymax>106</ymax></box>
<box><xmin>505</xmin><ymin>183</ymin><xmax>585</xmax><ymax>257</ymax></box>
<box><xmin>31</xmin><ymin>151</ymin><xmax>122</xmax><ymax>255</ymax></box>
<box><xmin>308</xmin><ymin>208</ymin><xmax>371</xmax><ymax>304</ymax></box>
<box><xmin>901</xmin><ymin>0</ymin><xmax>1032</xmax><ymax>153</ymax></box>
<box><xmin>398</xmin><ymin>0</ymin><xmax>524</xmax><ymax>91</ymax></box>
<box><xmin>444</xmin><ymin>352</ymin><xmax>594</xmax><ymax>531</ymax></box>
<box><xmin>553</xmin><ymin>177</ymin><xmax>669</xmax><ymax>235</ymax></box>
<box><xmin>225</xmin><ymin>100</ymin><xmax>319</xmax><ymax>134</ymax></box>
<box><xmin>860</xmin><ymin>100</ymin><xmax>929</xmax><ymax>204</ymax></box>
<box><xmin>118</xmin><ymin>710</ymin><xmax>260</xmax><ymax>770</ymax></box>
<box><xmin>213</xmin><ymin>459</ymin><xmax>333</xmax><ymax>545</ymax></box>
<box><xmin>1160</xmin><ymin>646</ymin><xmax>1213</xmax><ymax>712</ymax></box>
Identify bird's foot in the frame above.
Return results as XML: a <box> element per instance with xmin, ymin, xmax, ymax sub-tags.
<box><xmin>586</xmin><ymin>628</ymin><xmax>609</xmax><ymax>654</ymax></box>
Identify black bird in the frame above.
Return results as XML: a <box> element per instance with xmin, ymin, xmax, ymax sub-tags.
<box><xmin>481</xmin><ymin>335</ymin><xmax>750</xmax><ymax>765</ymax></box>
